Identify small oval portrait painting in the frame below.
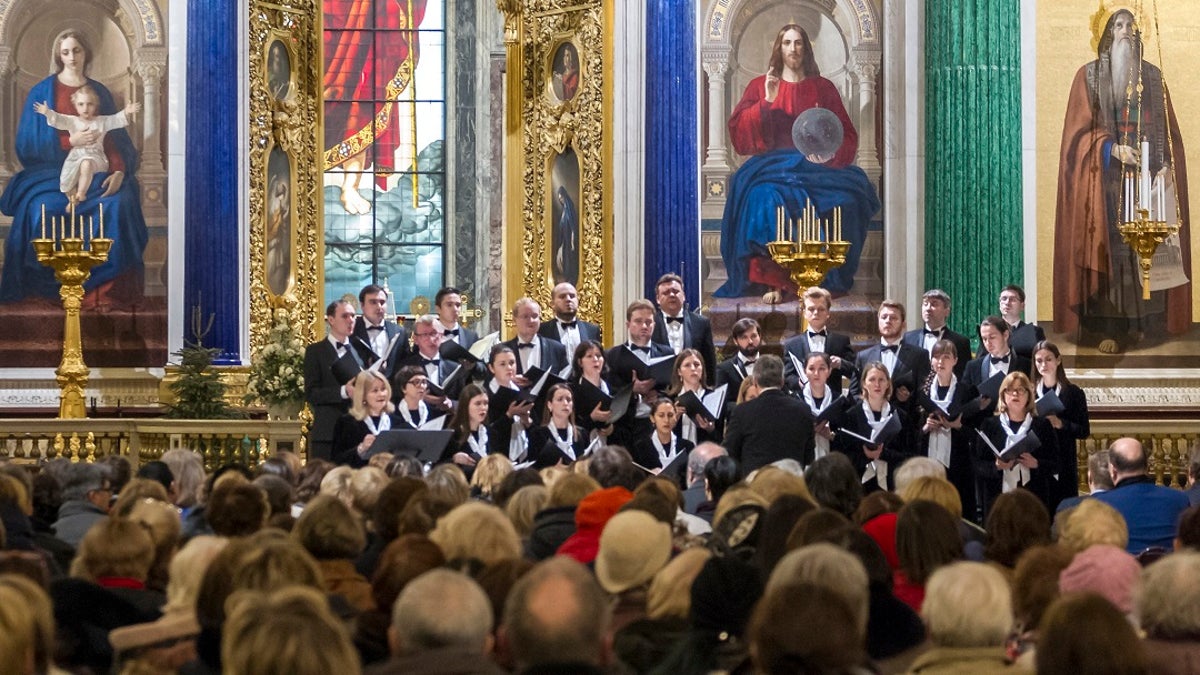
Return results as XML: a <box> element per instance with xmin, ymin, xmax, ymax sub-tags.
<box><xmin>549</xmin><ymin>41</ymin><xmax>581</xmax><ymax>103</ymax></box>
<box><xmin>267</xmin><ymin>39</ymin><xmax>292</xmax><ymax>100</ymax></box>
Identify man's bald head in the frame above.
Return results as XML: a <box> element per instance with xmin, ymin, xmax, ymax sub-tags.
<box><xmin>1109</xmin><ymin>437</ymin><xmax>1148</xmax><ymax>481</ymax></box>
<box><xmin>688</xmin><ymin>442</ymin><xmax>728</xmax><ymax>486</ymax></box>
<box><xmin>501</xmin><ymin>557</ymin><xmax>611</xmax><ymax>668</ymax></box>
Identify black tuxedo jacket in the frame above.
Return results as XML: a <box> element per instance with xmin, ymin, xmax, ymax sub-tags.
<box><xmin>1007</xmin><ymin>321</ymin><xmax>1046</xmax><ymax>360</ymax></box>
<box><xmin>902</xmin><ymin>327</ymin><xmax>971</xmax><ymax>378</ymax></box>
<box><xmin>440</xmin><ymin>323</ymin><xmax>479</xmax><ymax>349</ymax></box>
<box><xmin>303</xmin><ymin>338</ymin><xmax>375</xmax><ymax>457</ymax></box>
<box><xmin>851</xmin><ymin>343</ymin><xmax>930</xmax><ymax>404</ymax></box>
<box><xmin>782</xmin><ymin>331</ymin><xmax>857</xmax><ymax>395</ymax></box>
<box><xmin>652</xmin><ymin>309</ymin><xmax>716</xmax><ymax>385</ymax></box>
<box><xmin>538</xmin><ymin>319</ymin><xmax>602</xmax><ymax>347</ymax></box>
<box><xmin>352</xmin><ymin>317</ymin><xmax>410</xmax><ymax>379</ymax></box>
<box><xmin>723</xmin><ymin>388</ymin><xmax>815</xmax><ymax>473</ymax></box>
<box><xmin>502</xmin><ymin>335</ymin><xmax>569</xmax><ymax>376</ymax></box>
<box><xmin>715</xmin><ymin>355</ymin><xmax>753</xmax><ymax>392</ymax></box>
<box><xmin>604</xmin><ymin>342</ymin><xmax>676</xmax><ymax>390</ymax></box>
<box><xmin>961</xmin><ymin>353</ymin><xmax>1032</xmax><ymax>416</ymax></box>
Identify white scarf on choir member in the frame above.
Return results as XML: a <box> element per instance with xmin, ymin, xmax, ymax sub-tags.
<box><xmin>679</xmin><ymin>387</ymin><xmax>703</xmax><ymax>444</ymax></box>
<box><xmin>999</xmin><ymin>413</ymin><xmax>1033</xmax><ymax>493</ymax></box>
<box><xmin>1037</xmin><ymin>381</ymin><xmax>1061</xmax><ymax>398</ymax></box>
<box><xmin>803</xmin><ymin>384</ymin><xmax>833</xmax><ymax>460</ymax></box>
<box><xmin>860</xmin><ymin>401</ymin><xmax>892</xmax><ymax>490</ymax></box>
<box><xmin>364</xmin><ymin>413</ymin><xmax>391</xmax><ymax>436</ymax></box>
<box><xmin>467</xmin><ymin>426</ymin><xmax>489</xmax><ymax>460</ymax></box>
<box><xmin>551</xmin><ymin>426</ymin><xmax>577</xmax><ymax>462</ymax></box>
<box><xmin>927</xmin><ymin>376</ymin><xmax>957</xmax><ymax>468</ymax></box>
<box><xmin>651</xmin><ymin>432</ymin><xmax>679</xmax><ymax>469</ymax></box>
<box><xmin>509</xmin><ymin>418</ymin><xmax>529</xmax><ymax>463</ymax></box>
<box><xmin>400</xmin><ymin>400</ymin><xmax>429</xmax><ymax>429</ymax></box>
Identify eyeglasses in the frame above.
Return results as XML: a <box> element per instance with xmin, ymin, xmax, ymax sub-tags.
<box><xmin>407</xmin><ymin>379</ymin><xmax>429</xmax><ymax>388</ymax></box>
<box><xmin>415</xmin><ymin>332</ymin><xmax>437</xmax><ymax>339</ymax></box>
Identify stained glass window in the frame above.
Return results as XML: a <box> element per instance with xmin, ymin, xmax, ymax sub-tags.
<box><xmin>322</xmin><ymin>0</ymin><xmax>446</xmax><ymax>308</ymax></box>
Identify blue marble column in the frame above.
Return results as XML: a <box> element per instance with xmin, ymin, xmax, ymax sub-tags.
<box><xmin>185</xmin><ymin>0</ymin><xmax>241</xmax><ymax>364</ymax></box>
<box><xmin>644</xmin><ymin>0</ymin><xmax>700</xmax><ymax>308</ymax></box>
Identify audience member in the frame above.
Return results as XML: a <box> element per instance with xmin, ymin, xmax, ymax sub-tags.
<box><xmin>556</xmin><ymin>486</ymin><xmax>633</xmax><ymax>564</ymax></box>
<box><xmin>804</xmin><ymin>452</ymin><xmax>863</xmax><ymax>518</ymax></box>
<box><xmin>893</xmin><ymin>499</ymin><xmax>963</xmax><ymax>612</ymax></box>
<box><xmin>430</xmin><ymin>501</ymin><xmax>522</xmax><ymax>565</ymax></box>
<box><xmin>1094</xmin><ymin>437</ymin><xmax>1190</xmax><ymax>553</ymax></box>
<box><xmin>205</xmin><ymin>482</ymin><xmax>269</xmax><ymax>538</ymax></box>
<box><xmin>505</xmin><ymin>485</ymin><xmax>548</xmax><ymax>539</ymax></box>
<box><xmin>1057</xmin><ymin>544</ymin><xmax>1141</xmax><ymax>618</ymax></box>
<box><xmin>1138</xmin><ymin>551</ymin><xmax>1200</xmax><ymax>673</ymax></box>
<box><xmin>984</xmin><ymin>489</ymin><xmax>1050</xmax><ymax>572</ymax></box>
<box><xmin>525</xmin><ymin>472</ymin><xmax>599</xmax><ymax>560</ymax></box>
<box><xmin>223</xmin><ymin>586</ymin><xmax>360</xmax><ymax>675</ymax></box>
<box><xmin>614</xmin><ymin>547</ymin><xmax>711</xmax><ymax>673</ymax></box>
<box><xmin>52</xmin><ymin>462</ymin><xmax>111</xmax><ymax>547</ymax></box>
<box><xmin>501</xmin><ymin>556</ymin><xmax>613</xmax><ymax>674</ymax></box>
<box><xmin>749</xmin><ymin>581</ymin><xmax>868</xmax><ymax>675</ymax></box>
<box><xmin>1057</xmin><ymin>497</ymin><xmax>1128</xmax><ymax>553</ymax></box>
<box><xmin>767</xmin><ymin>543</ymin><xmax>869</xmax><ymax>639</ymax></box>
<box><xmin>1008</xmin><ymin>544</ymin><xmax>1074</xmax><ymax>668</ymax></box>
<box><xmin>1036</xmin><ymin>593</ymin><xmax>1148</xmax><ymax>675</ymax></box>
<box><xmin>908</xmin><ymin>561</ymin><xmax>1014</xmax><ymax>674</ymax></box>
<box><xmin>293</xmin><ymin>494</ymin><xmax>374</xmax><ymax>612</ymax></box>
<box><xmin>0</xmin><ymin>574</ymin><xmax>58</xmax><ymax>675</ymax></box>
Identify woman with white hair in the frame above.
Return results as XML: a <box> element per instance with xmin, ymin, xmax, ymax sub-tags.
<box><xmin>907</xmin><ymin>561</ymin><xmax>1014</xmax><ymax>674</ymax></box>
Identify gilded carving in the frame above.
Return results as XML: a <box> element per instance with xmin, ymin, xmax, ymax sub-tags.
<box><xmin>503</xmin><ymin>0</ymin><xmax>609</xmax><ymax>335</ymax></box>
<box><xmin>248</xmin><ymin>2</ymin><xmax>323</xmax><ymax>352</ymax></box>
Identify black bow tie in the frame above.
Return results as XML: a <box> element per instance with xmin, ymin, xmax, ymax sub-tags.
<box><xmin>518</xmin><ymin>342</ymin><xmax>535</xmax><ymax>350</ymax></box>
<box><xmin>559</xmin><ymin>321</ymin><xmax>577</xmax><ymax>329</ymax></box>
<box><xmin>742</xmin><ymin>359</ymin><xmax>756</xmax><ymax>366</ymax></box>
<box><xmin>630</xmin><ymin>345</ymin><xmax>650</xmax><ymax>353</ymax></box>
<box><xmin>422</xmin><ymin>358</ymin><xmax>441</xmax><ymax>366</ymax></box>
<box><xmin>335</xmin><ymin>342</ymin><xmax>349</xmax><ymax>352</ymax></box>
<box><xmin>808</xmin><ymin>330</ymin><xmax>827</xmax><ymax>338</ymax></box>
<box><xmin>881</xmin><ymin>344</ymin><xmax>899</xmax><ymax>353</ymax></box>
<box><xmin>665</xmin><ymin>315</ymin><xmax>684</xmax><ymax>325</ymax></box>
<box><xmin>443</xmin><ymin>328</ymin><xmax>459</xmax><ymax>337</ymax></box>
<box><xmin>923</xmin><ymin>328</ymin><xmax>942</xmax><ymax>337</ymax></box>
<box><xmin>366</xmin><ymin>324</ymin><xmax>384</xmax><ymax>334</ymax></box>
<box><xmin>993</xmin><ymin>354</ymin><xmax>1010</xmax><ymax>364</ymax></box>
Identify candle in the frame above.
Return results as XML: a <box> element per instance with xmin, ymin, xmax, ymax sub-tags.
<box><xmin>776</xmin><ymin>206</ymin><xmax>782</xmax><ymax>241</ymax></box>
<box><xmin>1140</xmin><ymin>138</ymin><xmax>1151</xmax><ymax>211</ymax></box>
<box><xmin>99</xmin><ymin>203</ymin><xmax>104</xmax><ymax>239</ymax></box>
<box><xmin>41</xmin><ymin>204</ymin><xmax>46</xmax><ymax>239</ymax></box>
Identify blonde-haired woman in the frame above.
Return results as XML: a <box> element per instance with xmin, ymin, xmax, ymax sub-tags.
<box><xmin>975</xmin><ymin>371</ymin><xmax>1059</xmax><ymax>518</ymax></box>
<box><xmin>332</xmin><ymin>370</ymin><xmax>397</xmax><ymax>467</ymax></box>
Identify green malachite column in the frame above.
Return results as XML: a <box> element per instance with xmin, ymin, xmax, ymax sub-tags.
<box><xmin>925</xmin><ymin>0</ymin><xmax>1023</xmax><ymax>340</ymax></box>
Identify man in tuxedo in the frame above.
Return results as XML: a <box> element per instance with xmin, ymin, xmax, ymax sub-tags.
<box><xmin>715</xmin><ymin>318</ymin><xmax>761</xmax><ymax>392</ymax></box>
<box><xmin>433</xmin><ymin>286</ymin><xmax>479</xmax><ymax>348</ymax></box>
<box><xmin>851</xmin><ymin>300</ymin><xmax>929</xmax><ymax>406</ymax></box>
<box><xmin>304</xmin><ymin>299</ymin><xmax>373</xmax><ymax>460</ymax></box>
<box><xmin>503</xmin><ymin>297</ymin><xmax>569</xmax><ymax>379</ymax></box>
<box><xmin>783</xmin><ymin>286</ymin><xmax>857</xmax><ymax>394</ymax></box>
<box><xmin>902</xmin><ymin>289</ymin><xmax>971</xmax><ymax>378</ymax></box>
<box><xmin>998</xmin><ymin>284</ymin><xmax>1045</xmax><ymax>360</ymax></box>
<box><xmin>606</xmin><ymin>299</ymin><xmax>675</xmax><ymax>447</ymax></box>
<box><xmin>723</xmin><ymin>354</ymin><xmax>815</xmax><ymax>473</ymax></box>
<box><xmin>398</xmin><ymin>314</ymin><xmax>467</xmax><ymax>407</ymax></box>
<box><xmin>651</xmin><ymin>274</ymin><xmax>716</xmax><ymax>384</ymax></box>
<box><xmin>351</xmin><ymin>284</ymin><xmax>410</xmax><ymax>380</ymax></box>
<box><xmin>962</xmin><ymin>316</ymin><xmax>1032</xmax><ymax>413</ymax></box>
<box><xmin>538</xmin><ymin>282</ymin><xmax>602</xmax><ymax>357</ymax></box>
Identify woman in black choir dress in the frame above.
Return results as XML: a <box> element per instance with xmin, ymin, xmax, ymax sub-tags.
<box><xmin>391</xmin><ymin>365</ymin><xmax>448</xmax><ymax>430</ymax></box>
<box><xmin>1032</xmin><ymin>340</ymin><xmax>1090</xmax><ymax>509</ymax></box>
<box><xmin>332</xmin><ymin>370</ymin><xmax>398</xmax><ymax>468</ymax></box>
<box><xmin>833</xmin><ymin>362</ymin><xmax>917</xmax><ymax>493</ymax></box>
<box><xmin>919</xmin><ymin>339</ymin><xmax>981</xmax><ymax>521</ymax></box>
<box><xmin>527</xmin><ymin>383</ymin><xmax>592</xmax><ymax>468</ymax></box>
<box><xmin>799</xmin><ymin>352</ymin><xmax>846</xmax><ymax>465</ymax></box>
<box><xmin>484</xmin><ymin>344</ymin><xmax>534</xmax><ymax>463</ymax></box>
<box><xmin>974</xmin><ymin>371</ymin><xmax>1059</xmax><ymax>518</ymax></box>
<box><xmin>667</xmin><ymin>348</ymin><xmax>723</xmax><ymax>445</ymax></box>
<box><xmin>442</xmin><ymin>384</ymin><xmax>497</xmax><ymax>476</ymax></box>
<box><xmin>569</xmin><ymin>340</ymin><xmax>614</xmax><ymax>440</ymax></box>
<box><xmin>632</xmin><ymin>398</ymin><xmax>695</xmax><ymax>473</ymax></box>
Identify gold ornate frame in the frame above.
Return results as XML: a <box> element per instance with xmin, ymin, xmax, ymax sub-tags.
<box><xmin>498</xmin><ymin>0</ymin><xmax>613</xmax><ymax>338</ymax></box>
<box><xmin>248</xmin><ymin>3</ymin><xmax>324</xmax><ymax>347</ymax></box>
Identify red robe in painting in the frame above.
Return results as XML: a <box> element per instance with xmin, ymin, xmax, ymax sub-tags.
<box><xmin>728</xmin><ymin>76</ymin><xmax>857</xmax><ymax>169</ymax></box>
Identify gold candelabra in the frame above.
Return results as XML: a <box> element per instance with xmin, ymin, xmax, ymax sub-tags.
<box><xmin>767</xmin><ymin>201</ymin><xmax>850</xmax><ymax>296</ymax></box>
<box><xmin>1118</xmin><ymin>208</ymin><xmax>1177</xmax><ymax>301</ymax></box>
<box><xmin>31</xmin><ymin>203</ymin><xmax>110</xmax><ymax>418</ymax></box>
<box><xmin>1118</xmin><ymin>137</ymin><xmax>1180</xmax><ymax>300</ymax></box>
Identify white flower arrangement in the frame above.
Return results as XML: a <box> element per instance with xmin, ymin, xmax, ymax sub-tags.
<box><xmin>245</xmin><ymin>309</ymin><xmax>306</xmax><ymax>406</ymax></box>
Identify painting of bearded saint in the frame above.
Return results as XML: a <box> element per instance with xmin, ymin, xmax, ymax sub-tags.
<box><xmin>1054</xmin><ymin>8</ymin><xmax>1190</xmax><ymax>354</ymax></box>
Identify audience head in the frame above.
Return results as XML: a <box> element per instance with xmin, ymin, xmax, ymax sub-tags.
<box><xmin>646</xmin><ymin>547</ymin><xmax>712</xmax><ymax>621</ymax></box>
<box><xmin>1088</xmin><ymin>449</ymin><xmax>1116</xmax><ymax>490</ymax></box>
<box><xmin>587</xmin><ymin>445</ymin><xmax>644</xmax><ymax>492</ymax></box>
<box><xmin>470</xmin><ymin>454</ymin><xmax>514</xmax><ymax>500</ymax></box>
<box><xmin>1138</xmin><ymin>550</ymin><xmax>1200</xmax><ymax>640</ymax></box>
<box><xmin>703</xmin><ymin>455</ymin><xmax>742</xmax><ymax>506</ymax></box>
<box><xmin>424</xmin><ymin>463</ymin><xmax>471</xmax><ymax>506</ymax></box>
<box><xmin>897</xmin><ymin>475</ymin><xmax>962</xmax><ymax>519</ymax></box>
<box><xmin>595</xmin><ymin>510</ymin><xmax>672</xmax><ymax>595</ymax></box>
<box><xmin>767</xmin><ymin>543</ymin><xmax>869</xmax><ymax>636</ymax></box>
<box><xmin>292</xmin><ymin>494</ymin><xmax>366</xmax><ymax>560</ymax></box>
<box><xmin>0</xmin><ymin>573</ymin><xmax>56</xmax><ymax>675</ymax></box>
<box><xmin>895</xmin><ymin>500</ymin><xmax>963</xmax><ymax>585</ymax></box>
<box><xmin>752</xmin><ymin>494</ymin><xmax>816</xmax><ymax>574</ymax></box>
<box><xmin>1036</xmin><ymin>593</ymin><xmax>1149</xmax><ymax>675</ymax></box>
<box><xmin>135</xmin><ymin>460</ymin><xmax>175</xmax><ymax>496</ymax></box>
<box><xmin>371</xmin><ymin>534</ymin><xmax>447</xmax><ymax>612</ymax></box>
<box><xmin>1177</xmin><ymin>506</ymin><xmax>1200</xmax><ymax>551</ymax></box>
<box><xmin>787</xmin><ymin>508</ymin><xmax>853</xmax><ymax>551</ymax></box>
<box><xmin>546</xmin><ymin>472</ymin><xmax>601</xmax><ymax>508</ymax></box>
<box><xmin>1058</xmin><ymin>544</ymin><xmax>1141</xmax><ymax>615</ymax></box>
<box><xmin>804</xmin><ymin>453</ymin><xmax>862</xmax><ymax>518</ymax></box>
<box><xmin>59</xmin><ymin>461</ymin><xmax>112</xmax><ymax>511</ymax></box>
<box><xmin>852</xmin><ymin>489</ymin><xmax>904</xmax><ymax>525</ymax></box>
<box><xmin>922</xmin><ymin>561</ymin><xmax>1012</xmax><ymax>648</ymax></box>
<box><xmin>893</xmin><ymin>456</ymin><xmax>948</xmax><ymax>494</ymax></box>
<box><xmin>747</xmin><ymin>466</ymin><xmax>815</xmax><ymax>506</ymax></box>
<box><xmin>222</xmin><ymin>586</ymin><xmax>359</xmax><ymax>675</ymax></box>
<box><xmin>164</xmin><ymin>535</ymin><xmax>228</xmax><ymax>616</ymax></box>
<box><xmin>1109</xmin><ymin>437</ymin><xmax>1148</xmax><ymax>480</ymax></box>
<box><xmin>206</xmin><ymin>482</ymin><xmax>269</xmax><ymax>537</ymax></box>
<box><xmin>749</xmin><ymin>581</ymin><xmax>866</xmax><ymax>675</ymax></box>
<box><xmin>70</xmin><ymin>516</ymin><xmax>155</xmax><ymax>582</ymax></box>
<box><xmin>430</xmin><ymin>501</ymin><xmax>521</xmax><ymax>565</ymax></box>
<box><xmin>252</xmin><ymin>474</ymin><xmax>294</xmax><ymax>519</ymax></box>
<box><xmin>985</xmin><ymin>489</ymin><xmax>1050</xmax><ymax>568</ymax></box>
<box><xmin>502</xmin><ymin>556</ymin><xmax>613</xmax><ymax>669</ymax></box>
<box><xmin>1010</xmin><ymin>544</ymin><xmax>1074</xmax><ymax>634</ymax></box>
<box><xmin>1059</xmin><ymin>498</ymin><xmax>1128</xmax><ymax>552</ymax></box>
<box><xmin>390</xmin><ymin>569</ymin><xmax>494</xmax><ymax>657</ymax></box>
<box><xmin>686</xmin><ymin>442</ymin><xmax>726</xmax><ymax>486</ymax></box>
<box><xmin>294</xmin><ymin>458</ymin><xmax>334</xmax><ymax>504</ymax></box>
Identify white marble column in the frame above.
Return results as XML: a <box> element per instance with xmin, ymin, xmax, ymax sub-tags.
<box><xmin>136</xmin><ymin>60</ymin><xmax>166</xmax><ymax>173</ymax></box>
<box><xmin>611</xmin><ymin>0</ymin><xmax>646</xmax><ymax>328</ymax></box>
<box><xmin>701</xmin><ymin>58</ymin><xmax>729</xmax><ymax>169</ymax></box>
<box><xmin>852</xmin><ymin>54</ymin><xmax>881</xmax><ymax>181</ymax></box>
<box><xmin>0</xmin><ymin>47</ymin><xmax>12</xmax><ymax>177</ymax></box>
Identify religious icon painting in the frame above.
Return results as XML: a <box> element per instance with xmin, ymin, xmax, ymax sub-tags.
<box><xmin>266</xmin><ymin>146</ymin><xmax>295</xmax><ymax>297</ymax></box>
<box><xmin>548</xmin><ymin>146</ymin><xmax>581</xmax><ymax>286</ymax></box>
<box><xmin>0</xmin><ymin>3</ymin><xmax>169</xmax><ymax>369</ymax></box>
<box><xmin>267</xmin><ymin>39</ymin><xmax>293</xmax><ymax>101</ymax></box>
<box><xmin>548</xmin><ymin>40</ymin><xmax>581</xmax><ymax>104</ymax></box>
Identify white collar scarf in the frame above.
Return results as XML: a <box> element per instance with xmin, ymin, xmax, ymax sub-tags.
<box><xmin>651</xmin><ymin>432</ymin><xmax>679</xmax><ymax>469</ymax></box>
<box><xmin>467</xmin><ymin>425</ymin><xmax>489</xmax><ymax>459</ymax></box>
<box><xmin>552</xmin><ymin>426</ymin><xmax>577</xmax><ymax>462</ymax></box>
<box><xmin>364</xmin><ymin>413</ymin><xmax>391</xmax><ymax>436</ymax></box>
<box><xmin>803</xmin><ymin>384</ymin><xmax>833</xmax><ymax>461</ymax></box>
<box><xmin>999</xmin><ymin>412</ymin><xmax>1033</xmax><ymax>493</ymax></box>
<box><xmin>860</xmin><ymin>400</ymin><xmax>892</xmax><ymax>489</ymax></box>
<box><xmin>927</xmin><ymin>376</ymin><xmax>957</xmax><ymax>468</ymax></box>
<box><xmin>401</xmin><ymin>400</ymin><xmax>429</xmax><ymax>429</ymax></box>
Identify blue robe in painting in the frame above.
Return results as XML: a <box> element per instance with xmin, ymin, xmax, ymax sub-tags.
<box><xmin>0</xmin><ymin>76</ymin><xmax>146</xmax><ymax>302</ymax></box>
<box><xmin>714</xmin><ymin>150</ymin><xmax>879</xmax><ymax>297</ymax></box>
